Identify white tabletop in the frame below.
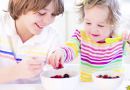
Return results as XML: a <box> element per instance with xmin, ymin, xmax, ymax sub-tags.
<box><xmin>0</xmin><ymin>80</ymin><xmax>129</xmax><ymax>90</ymax></box>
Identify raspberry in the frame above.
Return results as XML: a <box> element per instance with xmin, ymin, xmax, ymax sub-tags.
<box><xmin>103</xmin><ymin>75</ymin><xmax>109</xmax><ymax>79</ymax></box>
<box><xmin>51</xmin><ymin>75</ymin><xmax>63</xmax><ymax>78</ymax></box>
<box><xmin>56</xmin><ymin>63</ymin><xmax>63</xmax><ymax>69</ymax></box>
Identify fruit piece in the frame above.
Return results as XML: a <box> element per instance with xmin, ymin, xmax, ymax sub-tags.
<box><xmin>115</xmin><ymin>76</ymin><xmax>119</xmax><ymax>78</ymax></box>
<box><xmin>108</xmin><ymin>77</ymin><xmax>112</xmax><ymax>79</ymax></box>
<box><xmin>63</xmin><ymin>74</ymin><xmax>70</xmax><ymax>78</ymax></box>
<box><xmin>56</xmin><ymin>59</ymin><xmax>64</xmax><ymax>69</ymax></box>
<box><xmin>50</xmin><ymin>74</ymin><xmax>70</xmax><ymax>78</ymax></box>
<box><xmin>103</xmin><ymin>75</ymin><xmax>109</xmax><ymax>79</ymax></box>
<box><xmin>97</xmin><ymin>75</ymin><xmax>103</xmax><ymax>78</ymax></box>
<box><xmin>57</xmin><ymin>63</ymin><xmax>63</xmax><ymax>69</ymax></box>
<box><xmin>51</xmin><ymin>75</ymin><xmax>63</xmax><ymax>78</ymax></box>
<box><xmin>97</xmin><ymin>74</ymin><xmax>120</xmax><ymax>79</ymax></box>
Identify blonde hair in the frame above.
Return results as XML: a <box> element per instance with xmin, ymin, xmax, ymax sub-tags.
<box><xmin>8</xmin><ymin>0</ymin><xmax>64</xmax><ymax>20</ymax></box>
<box><xmin>78</xmin><ymin>0</ymin><xmax>121</xmax><ymax>26</ymax></box>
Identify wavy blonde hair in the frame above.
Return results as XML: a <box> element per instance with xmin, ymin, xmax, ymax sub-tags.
<box><xmin>78</xmin><ymin>0</ymin><xmax>121</xmax><ymax>26</ymax></box>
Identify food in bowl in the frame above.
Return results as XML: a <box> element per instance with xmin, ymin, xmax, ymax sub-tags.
<box><xmin>40</xmin><ymin>64</ymin><xmax>79</xmax><ymax>90</ymax></box>
<box><xmin>50</xmin><ymin>73</ymin><xmax>70</xmax><ymax>78</ymax></box>
<box><xmin>97</xmin><ymin>74</ymin><xmax>120</xmax><ymax>79</ymax></box>
<box><xmin>92</xmin><ymin>71</ymin><xmax>124</xmax><ymax>90</ymax></box>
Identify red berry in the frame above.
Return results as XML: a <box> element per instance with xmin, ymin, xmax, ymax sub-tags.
<box><xmin>56</xmin><ymin>63</ymin><xmax>63</xmax><ymax>69</ymax></box>
<box><xmin>103</xmin><ymin>75</ymin><xmax>109</xmax><ymax>79</ymax></box>
<box><xmin>50</xmin><ymin>75</ymin><xmax>63</xmax><ymax>78</ymax></box>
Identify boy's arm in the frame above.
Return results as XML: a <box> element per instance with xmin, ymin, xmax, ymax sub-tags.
<box><xmin>0</xmin><ymin>65</ymin><xmax>19</xmax><ymax>83</ymax></box>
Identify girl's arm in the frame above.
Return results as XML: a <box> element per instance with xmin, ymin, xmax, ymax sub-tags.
<box><xmin>62</xmin><ymin>29</ymin><xmax>81</xmax><ymax>63</ymax></box>
<box><xmin>47</xmin><ymin>29</ymin><xmax>81</xmax><ymax>68</ymax></box>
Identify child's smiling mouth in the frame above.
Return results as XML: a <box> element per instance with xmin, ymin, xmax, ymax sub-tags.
<box><xmin>91</xmin><ymin>34</ymin><xmax>100</xmax><ymax>37</ymax></box>
<box><xmin>35</xmin><ymin>23</ymin><xmax>44</xmax><ymax>30</ymax></box>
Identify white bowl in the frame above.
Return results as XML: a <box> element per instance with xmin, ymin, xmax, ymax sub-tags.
<box><xmin>92</xmin><ymin>71</ymin><xmax>124</xmax><ymax>90</ymax></box>
<box><xmin>40</xmin><ymin>64</ymin><xmax>80</xmax><ymax>90</ymax></box>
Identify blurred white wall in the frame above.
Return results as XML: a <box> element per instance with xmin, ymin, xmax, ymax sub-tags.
<box><xmin>0</xmin><ymin>0</ymin><xmax>8</xmax><ymax>11</ymax></box>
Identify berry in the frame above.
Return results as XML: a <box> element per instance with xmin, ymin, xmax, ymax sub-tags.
<box><xmin>97</xmin><ymin>74</ymin><xmax>120</xmax><ymax>79</ymax></box>
<box><xmin>103</xmin><ymin>75</ymin><xmax>109</xmax><ymax>79</ymax></box>
<box><xmin>51</xmin><ymin>75</ymin><xmax>63</xmax><ymax>78</ymax></box>
<box><xmin>63</xmin><ymin>74</ymin><xmax>70</xmax><ymax>78</ymax></box>
<box><xmin>97</xmin><ymin>75</ymin><xmax>102</xmax><ymax>78</ymax></box>
<box><xmin>56</xmin><ymin>63</ymin><xmax>63</xmax><ymax>69</ymax></box>
<box><xmin>115</xmin><ymin>76</ymin><xmax>119</xmax><ymax>78</ymax></box>
<box><xmin>108</xmin><ymin>77</ymin><xmax>112</xmax><ymax>79</ymax></box>
<box><xmin>50</xmin><ymin>74</ymin><xmax>70</xmax><ymax>78</ymax></box>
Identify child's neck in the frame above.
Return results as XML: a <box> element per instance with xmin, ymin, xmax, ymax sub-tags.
<box><xmin>15</xmin><ymin>20</ymin><xmax>33</xmax><ymax>43</ymax></box>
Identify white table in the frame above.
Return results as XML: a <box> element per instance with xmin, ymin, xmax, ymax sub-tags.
<box><xmin>0</xmin><ymin>80</ymin><xmax>129</xmax><ymax>90</ymax></box>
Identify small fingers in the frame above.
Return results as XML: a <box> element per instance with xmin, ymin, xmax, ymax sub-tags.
<box><xmin>48</xmin><ymin>52</ymin><xmax>57</xmax><ymax>68</ymax></box>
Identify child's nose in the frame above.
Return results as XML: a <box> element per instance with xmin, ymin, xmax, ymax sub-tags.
<box><xmin>91</xmin><ymin>26</ymin><xmax>99</xmax><ymax>33</ymax></box>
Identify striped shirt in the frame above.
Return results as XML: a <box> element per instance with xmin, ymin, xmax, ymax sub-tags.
<box><xmin>0</xmin><ymin>12</ymin><xmax>62</xmax><ymax>83</ymax></box>
<box><xmin>62</xmin><ymin>29</ymin><xmax>125</xmax><ymax>82</ymax></box>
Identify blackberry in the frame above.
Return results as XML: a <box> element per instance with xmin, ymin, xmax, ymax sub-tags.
<box><xmin>63</xmin><ymin>74</ymin><xmax>70</xmax><ymax>78</ymax></box>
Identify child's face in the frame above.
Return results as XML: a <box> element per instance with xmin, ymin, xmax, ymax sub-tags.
<box><xmin>17</xmin><ymin>1</ymin><xmax>55</xmax><ymax>35</ymax></box>
<box><xmin>84</xmin><ymin>6</ymin><xmax>113</xmax><ymax>42</ymax></box>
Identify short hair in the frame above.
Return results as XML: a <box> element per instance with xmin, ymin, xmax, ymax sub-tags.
<box><xmin>77</xmin><ymin>0</ymin><xmax>121</xmax><ymax>26</ymax></box>
<box><xmin>8</xmin><ymin>0</ymin><xmax>64</xmax><ymax>20</ymax></box>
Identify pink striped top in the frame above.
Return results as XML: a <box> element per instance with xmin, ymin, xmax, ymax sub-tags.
<box><xmin>61</xmin><ymin>29</ymin><xmax>125</xmax><ymax>82</ymax></box>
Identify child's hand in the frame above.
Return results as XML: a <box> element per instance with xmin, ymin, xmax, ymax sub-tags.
<box><xmin>15</xmin><ymin>57</ymin><xmax>43</xmax><ymax>79</ymax></box>
<box><xmin>122</xmin><ymin>30</ymin><xmax>130</xmax><ymax>43</ymax></box>
<box><xmin>47</xmin><ymin>49</ymin><xmax>65</xmax><ymax>69</ymax></box>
